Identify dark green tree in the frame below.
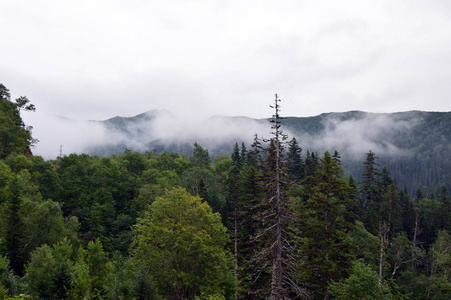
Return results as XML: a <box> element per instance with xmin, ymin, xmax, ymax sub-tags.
<box><xmin>286</xmin><ymin>137</ymin><xmax>304</xmax><ymax>181</ymax></box>
<box><xmin>360</xmin><ymin>150</ymin><xmax>382</xmax><ymax>234</ymax></box>
<box><xmin>190</xmin><ymin>142</ymin><xmax>211</xmax><ymax>169</ymax></box>
<box><xmin>1</xmin><ymin>176</ymin><xmax>25</xmax><ymax>276</ymax></box>
<box><xmin>0</xmin><ymin>84</ymin><xmax>34</xmax><ymax>159</ymax></box>
<box><xmin>235</xmin><ymin>165</ymin><xmax>266</xmax><ymax>299</ymax></box>
<box><xmin>299</xmin><ymin>152</ymin><xmax>356</xmax><ymax>299</ymax></box>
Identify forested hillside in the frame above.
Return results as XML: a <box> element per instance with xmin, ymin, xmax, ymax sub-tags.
<box><xmin>1</xmin><ymin>85</ymin><xmax>450</xmax><ymax>299</ymax></box>
<box><xmin>86</xmin><ymin>109</ymin><xmax>450</xmax><ymax>197</ymax></box>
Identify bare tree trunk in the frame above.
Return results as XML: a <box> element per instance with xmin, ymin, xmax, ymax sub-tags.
<box><xmin>378</xmin><ymin>221</ymin><xmax>390</xmax><ymax>286</ymax></box>
<box><xmin>270</xmin><ymin>94</ymin><xmax>283</xmax><ymax>300</ymax></box>
<box><xmin>234</xmin><ymin>199</ymin><xmax>238</xmax><ymax>300</ymax></box>
<box><xmin>412</xmin><ymin>201</ymin><xmax>420</xmax><ymax>272</ymax></box>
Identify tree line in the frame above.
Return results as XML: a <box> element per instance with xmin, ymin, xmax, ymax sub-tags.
<box><xmin>0</xmin><ymin>86</ymin><xmax>450</xmax><ymax>299</ymax></box>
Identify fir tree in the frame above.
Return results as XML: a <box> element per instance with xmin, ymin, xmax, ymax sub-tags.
<box><xmin>286</xmin><ymin>137</ymin><xmax>304</xmax><ymax>181</ymax></box>
<box><xmin>251</xmin><ymin>95</ymin><xmax>304</xmax><ymax>299</ymax></box>
<box><xmin>299</xmin><ymin>152</ymin><xmax>356</xmax><ymax>299</ymax></box>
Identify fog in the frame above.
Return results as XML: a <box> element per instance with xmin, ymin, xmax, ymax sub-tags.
<box><xmin>23</xmin><ymin>109</ymin><xmax>423</xmax><ymax>161</ymax></box>
<box><xmin>23</xmin><ymin>110</ymin><xmax>273</xmax><ymax>160</ymax></box>
<box><xmin>294</xmin><ymin>112</ymin><xmax>422</xmax><ymax>160</ymax></box>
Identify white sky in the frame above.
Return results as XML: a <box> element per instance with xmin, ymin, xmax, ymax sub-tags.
<box><xmin>1</xmin><ymin>0</ymin><xmax>451</xmax><ymax>121</ymax></box>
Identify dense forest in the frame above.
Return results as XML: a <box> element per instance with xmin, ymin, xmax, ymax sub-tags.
<box><xmin>85</xmin><ymin>109</ymin><xmax>450</xmax><ymax>198</ymax></box>
<box><xmin>1</xmin><ymin>85</ymin><xmax>450</xmax><ymax>299</ymax></box>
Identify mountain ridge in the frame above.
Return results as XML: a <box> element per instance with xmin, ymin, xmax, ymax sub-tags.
<box><xmin>81</xmin><ymin>109</ymin><xmax>450</xmax><ymax>196</ymax></box>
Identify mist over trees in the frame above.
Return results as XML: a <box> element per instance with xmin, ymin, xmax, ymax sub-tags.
<box><xmin>0</xmin><ymin>85</ymin><xmax>450</xmax><ymax>299</ymax></box>
<box><xmin>26</xmin><ymin>107</ymin><xmax>449</xmax><ymax>198</ymax></box>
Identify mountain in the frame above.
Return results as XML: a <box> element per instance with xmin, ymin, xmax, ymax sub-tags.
<box><xmin>84</xmin><ymin>110</ymin><xmax>450</xmax><ymax>196</ymax></box>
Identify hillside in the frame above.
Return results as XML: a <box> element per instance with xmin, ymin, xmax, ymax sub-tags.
<box><xmin>84</xmin><ymin>110</ymin><xmax>450</xmax><ymax>195</ymax></box>
<box><xmin>1</xmin><ymin>89</ymin><xmax>450</xmax><ymax>298</ymax></box>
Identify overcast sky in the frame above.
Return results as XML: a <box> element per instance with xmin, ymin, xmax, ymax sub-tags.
<box><xmin>1</xmin><ymin>0</ymin><xmax>451</xmax><ymax>122</ymax></box>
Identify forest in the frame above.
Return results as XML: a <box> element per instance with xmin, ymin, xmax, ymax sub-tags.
<box><xmin>1</xmin><ymin>85</ymin><xmax>450</xmax><ymax>299</ymax></box>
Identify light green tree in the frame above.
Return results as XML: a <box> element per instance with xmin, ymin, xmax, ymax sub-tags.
<box><xmin>69</xmin><ymin>239</ymin><xmax>113</xmax><ymax>299</ymax></box>
<box><xmin>132</xmin><ymin>187</ymin><xmax>235</xmax><ymax>300</ymax></box>
<box><xmin>329</xmin><ymin>260</ymin><xmax>393</xmax><ymax>300</ymax></box>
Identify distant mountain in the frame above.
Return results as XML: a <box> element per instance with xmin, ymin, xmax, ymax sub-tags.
<box><xmin>85</xmin><ymin>110</ymin><xmax>450</xmax><ymax>196</ymax></box>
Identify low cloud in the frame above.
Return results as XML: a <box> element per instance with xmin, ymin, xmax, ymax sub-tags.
<box><xmin>24</xmin><ymin>110</ymin><xmax>274</xmax><ymax>159</ymax></box>
<box><xmin>295</xmin><ymin>112</ymin><xmax>422</xmax><ymax>159</ymax></box>
<box><xmin>23</xmin><ymin>112</ymin><xmax>109</xmax><ymax>159</ymax></box>
<box><xmin>24</xmin><ymin>109</ymin><xmax>422</xmax><ymax>161</ymax></box>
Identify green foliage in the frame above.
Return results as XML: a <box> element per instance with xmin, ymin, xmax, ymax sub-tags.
<box><xmin>0</xmin><ymin>84</ymin><xmax>34</xmax><ymax>159</ymax></box>
<box><xmin>286</xmin><ymin>137</ymin><xmax>304</xmax><ymax>181</ymax></box>
<box><xmin>299</xmin><ymin>152</ymin><xmax>356</xmax><ymax>298</ymax></box>
<box><xmin>69</xmin><ymin>239</ymin><xmax>113</xmax><ymax>299</ymax></box>
<box><xmin>0</xmin><ymin>98</ymin><xmax>449</xmax><ymax>299</ymax></box>
<box><xmin>132</xmin><ymin>187</ymin><xmax>235</xmax><ymax>299</ymax></box>
<box><xmin>25</xmin><ymin>238</ymin><xmax>74</xmax><ymax>299</ymax></box>
<box><xmin>190</xmin><ymin>142</ymin><xmax>212</xmax><ymax>169</ymax></box>
<box><xmin>0</xmin><ymin>255</ymin><xmax>9</xmax><ymax>299</ymax></box>
<box><xmin>181</xmin><ymin>167</ymin><xmax>226</xmax><ymax>215</ymax></box>
<box><xmin>329</xmin><ymin>260</ymin><xmax>393</xmax><ymax>300</ymax></box>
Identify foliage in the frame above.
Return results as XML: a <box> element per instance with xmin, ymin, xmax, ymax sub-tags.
<box><xmin>132</xmin><ymin>187</ymin><xmax>235</xmax><ymax>299</ymax></box>
<box><xmin>329</xmin><ymin>260</ymin><xmax>393</xmax><ymax>300</ymax></box>
<box><xmin>0</xmin><ymin>90</ymin><xmax>449</xmax><ymax>299</ymax></box>
<box><xmin>0</xmin><ymin>84</ymin><xmax>35</xmax><ymax>159</ymax></box>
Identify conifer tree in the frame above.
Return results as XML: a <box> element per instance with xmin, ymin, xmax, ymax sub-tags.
<box><xmin>286</xmin><ymin>137</ymin><xmax>304</xmax><ymax>181</ymax></box>
<box><xmin>236</xmin><ymin>165</ymin><xmax>266</xmax><ymax>299</ymax></box>
<box><xmin>360</xmin><ymin>150</ymin><xmax>382</xmax><ymax>234</ymax></box>
<box><xmin>332</xmin><ymin>150</ymin><xmax>341</xmax><ymax>165</ymax></box>
<box><xmin>251</xmin><ymin>94</ymin><xmax>304</xmax><ymax>299</ymax></box>
<box><xmin>299</xmin><ymin>152</ymin><xmax>356</xmax><ymax>298</ymax></box>
<box><xmin>231</xmin><ymin>142</ymin><xmax>241</xmax><ymax>168</ymax></box>
<box><xmin>2</xmin><ymin>176</ymin><xmax>25</xmax><ymax>276</ymax></box>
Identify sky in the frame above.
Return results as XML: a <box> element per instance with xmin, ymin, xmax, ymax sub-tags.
<box><xmin>1</xmin><ymin>1</ymin><xmax>450</xmax><ymax>158</ymax></box>
<box><xmin>2</xmin><ymin>0</ymin><xmax>451</xmax><ymax>121</ymax></box>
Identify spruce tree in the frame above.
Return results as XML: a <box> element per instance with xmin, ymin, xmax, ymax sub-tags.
<box><xmin>251</xmin><ymin>94</ymin><xmax>304</xmax><ymax>299</ymax></box>
<box><xmin>299</xmin><ymin>152</ymin><xmax>356</xmax><ymax>298</ymax></box>
<box><xmin>360</xmin><ymin>150</ymin><xmax>382</xmax><ymax>234</ymax></box>
<box><xmin>286</xmin><ymin>137</ymin><xmax>304</xmax><ymax>181</ymax></box>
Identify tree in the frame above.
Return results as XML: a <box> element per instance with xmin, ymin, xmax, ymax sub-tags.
<box><xmin>251</xmin><ymin>95</ymin><xmax>303</xmax><ymax>299</ymax></box>
<box><xmin>231</xmin><ymin>143</ymin><xmax>241</xmax><ymax>168</ymax></box>
<box><xmin>286</xmin><ymin>137</ymin><xmax>304</xmax><ymax>181</ymax></box>
<box><xmin>360</xmin><ymin>150</ymin><xmax>382</xmax><ymax>222</ymax></box>
<box><xmin>14</xmin><ymin>96</ymin><xmax>35</xmax><ymax>112</ymax></box>
<box><xmin>0</xmin><ymin>84</ymin><xmax>11</xmax><ymax>101</ymax></box>
<box><xmin>25</xmin><ymin>238</ymin><xmax>74</xmax><ymax>299</ymax></box>
<box><xmin>235</xmin><ymin>164</ymin><xmax>266</xmax><ymax>299</ymax></box>
<box><xmin>299</xmin><ymin>152</ymin><xmax>356</xmax><ymax>298</ymax></box>
<box><xmin>329</xmin><ymin>261</ymin><xmax>393</xmax><ymax>300</ymax></box>
<box><xmin>69</xmin><ymin>239</ymin><xmax>113</xmax><ymax>299</ymax></box>
<box><xmin>0</xmin><ymin>176</ymin><xmax>25</xmax><ymax>276</ymax></box>
<box><xmin>0</xmin><ymin>255</ymin><xmax>9</xmax><ymax>298</ymax></box>
<box><xmin>132</xmin><ymin>187</ymin><xmax>235</xmax><ymax>299</ymax></box>
<box><xmin>427</xmin><ymin>230</ymin><xmax>451</xmax><ymax>298</ymax></box>
<box><xmin>0</xmin><ymin>85</ymin><xmax>34</xmax><ymax>159</ymax></box>
<box><xmin>190</xmin><ymin>142</ymin><xmax>212</xmax><ymax>169</ymax></box>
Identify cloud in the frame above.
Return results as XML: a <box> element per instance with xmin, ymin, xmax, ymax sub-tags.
<box><xmin>24</xmin><ymin>106</ymin><xmax>424</xmax><ymax>162</ymax></box>
<box><xmin>295</xmin><ymin>112</ymin><xmax>422</xmax><ymax>159</ymax></box>
<box><xmin>22</xmin><ymin>112</ymin><xmax>109</xmax><ymax>160</ymax></box>
<box><xmin>2</xmin><ymin>0</ymin><xmax>450</xmax><ymax>123</ymax></box>
<box><xmin>23</xmin><ymin>109</ymin><xmax>274</xmax><ymax>159</ymax></box>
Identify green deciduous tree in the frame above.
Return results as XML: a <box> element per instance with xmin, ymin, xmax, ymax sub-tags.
<box><xmin>329</xmin><ymin>261</ymin><xmax>393</xmax><ymax>300</ymax></box>
<box><xmin>25</xmin><ymin>238</ymin><xmax>74</xmax><ymax>299</ymax></box>
<box><xmin>132</xmin><ymin>187</ymin><xmax>235</xmax><ymax>300</ymax></box>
